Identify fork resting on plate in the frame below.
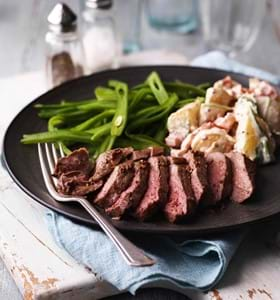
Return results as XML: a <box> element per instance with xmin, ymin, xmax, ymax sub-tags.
<box><xmin>38</xmin><ymin>143</ymin><xmax>155</xmax><ymax>267</ymax></box>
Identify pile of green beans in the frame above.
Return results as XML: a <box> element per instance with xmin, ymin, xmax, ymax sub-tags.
<box><xmin>21</xmin><ymin>71</ymin><xmax>208</xmax><ymax>158</ymax></box>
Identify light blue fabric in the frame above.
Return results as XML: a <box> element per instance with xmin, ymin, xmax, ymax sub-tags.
<box><xmin>192</xmin><ymin>51</ymin><xmax>280</xmax><ymax>85</ymax></box>
<box><xmin>46</xmin><ymin>51</ymin><xmax>279</xmax><ymax>296</ymax></box>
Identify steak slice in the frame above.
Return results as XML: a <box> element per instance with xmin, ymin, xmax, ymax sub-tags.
<box><xmin>206</xmin><ymin>152</ymin><xmax>232</xmax><ymax>205</ymax></box>
<box><xmin>164</xmin><ymin>163</ymin><xmax>196</xmax><ymax>223</ymax></box>
<box><xmin>134</xmin><ymin>156</ymin><xmax>169</xmax><ymax>221</ymax></box>
<box><xmin>183</xmin><ymin>151</ymin><xmax>208</xmax><ymax>204</ymax></box>
<box><xmin>226</xmin><ymin>152</ymin><xmax>256</xmax><ymax>203</ymax></box>
<box><xmin>94</xmin><ymin>160</ymin><xmax>134</xmax><ymax>208</ymax></box>
<box><xmin>131</xmin><ymin>147</ymin><xmax>165</xmax><ymax>161</ymax></box>
<box><xmin>132</xmin><ymin>149</ymin><xmax>151</xmax><ymax>161</ymax></box>
<box><xmin>54</xmin><ymin>148</ymin><xmax>93</xmax><ymax>177</ymax></box>
<box><xmin>53</xmin><ymin>148</ymin><xmax>103</xmax><ymax>196</ymax></box>
<box><xmin>168</xmin><ymin>156</ymin><xmax>186</xmax><ymax>164</ymax></box>
<box><xmin>92</xmin><ymin>147</ymin><xmax>133</xmax><ymax>181</ymax></box>
<box><xmin>105</xmin><ymin>160</ymin><xmax>150</xmax><ymax>218</ymax></box>
<box><xmin>148</xmin><ymin>146</ymin><xmax>165</xmax><ymax>156</ymax></box>
<box><xmin>57</xmin><ymin>171</ymin><xmax>103</xmax><ymax>196</ymax></box>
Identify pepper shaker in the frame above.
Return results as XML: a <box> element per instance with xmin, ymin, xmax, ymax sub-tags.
<box><xmin>82</xmin><ymin>0</ymin><xmax>119</xmax><ymax>74</ymax></box>
<box><xmin>45</xmin><ymin>3</ymin><xmax>85</xmax><ymax>88</ymax></box>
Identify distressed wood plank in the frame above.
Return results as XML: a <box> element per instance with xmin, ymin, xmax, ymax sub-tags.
<box><xmin>0</xmin><ymin>169</ymin><xmax>120</xmax><ymax>300</ymax></box>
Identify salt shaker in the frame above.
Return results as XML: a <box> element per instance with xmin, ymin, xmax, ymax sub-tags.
<box><xmin>82</xmin><ymin>0</ymin><xmax>118</xmax><ymax>74</ymax></box>
<box><xmin>45</xmin><ymin>3</ymin><xmax>85</xmax><ymax>88</ymax></box>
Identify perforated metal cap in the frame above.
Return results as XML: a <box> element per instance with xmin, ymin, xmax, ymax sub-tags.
<box><xmin>85</xmin><ymin>0</ymin><xmax>113</xmax><ymax>9</ymax></box>
<box><xmin>48</xmin><ymin>3</ymin><xmax>77</xmax><ymax>33</ymax></box>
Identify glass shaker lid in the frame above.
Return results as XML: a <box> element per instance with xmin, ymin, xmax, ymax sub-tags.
<box><xmin>85</xmin><ymin>0</ymin><xmax>113</xmax><ymax>9</ymax></box>
<box><xmin>48</xmin><ymin>3</ymin><xmax>77</xmax><ymax>33</ymax></box>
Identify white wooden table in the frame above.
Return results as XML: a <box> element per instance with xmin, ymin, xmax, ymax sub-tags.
<box><xmin>1</xmin><ymin>70</ymin><xmax>280</xmax><ymax>300</ymax></box>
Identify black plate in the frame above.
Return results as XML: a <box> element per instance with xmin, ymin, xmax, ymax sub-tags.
<box><xmin>3</xmin><ymin>65</ymin><xmax>280</xmax><ymax>235</ymax></box>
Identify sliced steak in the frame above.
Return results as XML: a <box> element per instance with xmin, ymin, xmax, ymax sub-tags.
<box><xmin>226</xmin><ymin>152</ymin><xmax>256</xmax><ymax>203</ymax></box>
<box><xmin>164</xmin><ymin>163</ymin><xmax>196</xmax><ymax>223</ymax></box>
<box><xmin>54</xmin><ymin>148</ymin><xmax>93</xmax><ymax>177</ymax></box>
<box><xmin>131</xmin><ymin>147</ymin><xmax>165</xmax><ymax>161</ymax></box>
<box><xmin>206</xmin><ymin>152</ymin><xmax>232</xmax><ymax>205</ymax></box>
<box><xmin>183</xmin><ymin>151</ymin><xmax>208</xmax><ymax>204</ymax></box>
<box><xmin>148</xmin><ymin>146</ymin><xmax>165</xmax><ymax>156</ymax></box>
<box><xmin>57</xmin><ymin>171</ymin><xmax>103</xmax><ymax>196</ymax></box>
<box><xmin>106</xmin><ymin>160</ymin><xmax>150</xmax><ymax>218</ymax></box>
<box><xmin>134</xmin><ymin>156</ymin><xmax>169</xmax><ymax>221</ymax></box>
<box><xmin>94</xmin><ymin>160</ymin><xmax>135</xmax><ymax>208</ymax></box>
<box><xmin>168</xmin><ymin>156</ymin><xmax>186</xmax><ymax>165</ymax></box>
<box><xmin>92</xmin><ymin>147</ymin><xmax>133</xmax><ymax>181</ymax></box>
<box><xmin>132</xmin><ymin>149</ymin><xmax>151</xmax><ymax>161</ymax></box>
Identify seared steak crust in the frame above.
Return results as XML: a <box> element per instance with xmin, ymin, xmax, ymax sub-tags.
<box><xmin>54</xmin><ymin>148</ymin><xmax>93</xmax><ymax>177</ymax></box>
<box><xmin>54</xmin><ymin>148</ymin><xmax>103</xmax><ymax>196</ymax></box>
<box><xmin>92</xmin><ymin>147</ymin><xmax>133</xmax><ymax>181</ymax></box>
<box><xmin>57</xmin><ymin>172</ymin><xmax>103</xmax><ymax>196</ymax></box>
<box><xmin>106</xmin><ymin>160</ymin><xmax>150</xmax><ymax>218</ymax></box>
<box><xmin>94</xmin><ymin>160</ymin><xmax>135</xmax><ymax>208</ymax></box>
<box><xmin>164</xmin><ymin>163</ymin><xmax>196</xmax><ymax>223</ymax></box>
<box><xmin>148</xmin><ymin>146</ymin><xmax>165</xmax><ymax>156</ymax></box>
<box><xmin>183</xmin><ymin>151</ymin><xmax>209</xmax><ymax>204</ymax></box>
<box><xmin>226</xmin><ymin>152</ymin><xmax>256</xmax><ymax>203</ymax></box>
<box><xmin>134</xmin><ymin>156</ymin><xmax>169</xmax><ymax>221</ymax></box>
<box><xmin>132</xmin><ymin>149</ymin><xmax>151</xmax><ymax>161</ymax></box>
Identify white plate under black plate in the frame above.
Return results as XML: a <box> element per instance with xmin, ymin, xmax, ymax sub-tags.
<box><xmin>3</xmin><ymin>66</ymin><xmax>280</xmax><ymax>235</ymax></box>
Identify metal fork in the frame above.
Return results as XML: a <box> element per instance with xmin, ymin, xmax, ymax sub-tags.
<box><xmin>38</xmin><ymin>143</ymin><xmax>155</xmax><ymax>267</ymax></box>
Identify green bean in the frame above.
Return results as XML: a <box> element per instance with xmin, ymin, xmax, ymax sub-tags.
<box><xmin>74</xmin><ymin>110</ymin><xmax>115</xmax><ymax>131</ymax></box>
<box><xmin>131</xmin><ymin>83</ymin><xmax>148</xmax><ymax>90</ymax></box>
<box><xmin>164</xmin><ymin>82</ymin><xmax>205</xmax><ymax>98</ymax></box>
<box><xmin>38</xmin><ymin>107</ymin><xmax>76</xmax><ymax>118</ymax></box>
<box><xmin>154</xmin><ymin>119</ymin><xmax>168</xmax><ymax>142</ymax></box>
<box><xmin>88</xmin><ymin>122</ymin><xmax>112</xmax><ymax>141</ymax></box>
<box><xmin>175</xmin><ymin>98</ymin><xmax>196</xmax><ymax>109</ymax></box>
<box><xmin>197</xmin><ymin>82</ymin><xmax>211</xmax><ymax>90</ymax></box>
<box><xmin>132</xmin><ymin>105</ymin><xmax>162</xmax><ymax>119</ymax></box>
<box><xmin>34</xmin><ymin>99</ymin><xmax>94</xmax><ymax>109</ymax></box>
<box><xmin>95</xmin><ymin>86</ymin><xmax>117</xmax><ymax>101</ymax></box>
<box><xmin>108</xmin><ymin>80</ymin><xmax>125</xmax><ymax>89</ymax></box>
<box><xmin>48</xmin><ymin>115</ymin><xmax>64</xmax><ymax>131</ymax></box>
<box><xmin>22</xmin><ymin>70</ymin><xmax>210</xmax><ymax>153</ymax></box>
<box><xmin>111</xmin><ymin>82</ymin><xmax>128</xmax><ymax>137</ymax></box>
<box><xmin>146</xmin><ymin>72</ymin><xmax>169</xmax><ymax>105</ymax></box>
<box><xmin>78</xmin><ymin>100</ymin><xmax>116</xmax><ymax>111</ymax></box>
<box><xmin>127</xmin><ymin>94</ymin><xmax>178</xmax><ymax>131</ymax></box>
<box><xmin>21</xmin><ymin>130</ymin><xmax>92</xmax><ymax>144</ymax></box>
<box><xmin>101</xmin><ymin>135</ymin><xmax>116</xmax><ymax>152</ymax></box>
<box><xmin>60</xmin><ymin>143</ymin><xmax>72</xmax><ymax>155</ymax></box>
<box><xmin>129</xmin><ymin>87</ymin><xmax>152</xmax><ymax>109</ymax></box>
<box><xmin>175</xmin><ymin>97</ymin><xmax>205</xmax><ymax>109</ymax></box>
<box><xmin>47</xmin><ymin>112</ymin><xmax>94</xmax><ymax>128</ymax></box>
<box><xmin>125</xmin><ymin>132</ymin><xmax>167</xmax><ymax>148</ymax></box>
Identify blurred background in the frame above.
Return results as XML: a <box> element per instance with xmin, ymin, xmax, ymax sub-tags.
<box><xmin>0</xmin><ymin>0</ymin><xmax>280</xmax><ymax>80</ymax></box>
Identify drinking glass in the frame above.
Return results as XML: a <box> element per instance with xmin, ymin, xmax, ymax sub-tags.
<box><xmin>199</xmin><ymin>0</ymin><xmax>266</xmax><ymax>55</ymax></box>
<box><xmin>145</xmin><ymin>0</ymin><xmax>197</xmax><ymax>34</ymax></box>
<box><xmin>114</xmin><ymin>0</ymin><xmax>142</xmax><ymax>53</ymax></box>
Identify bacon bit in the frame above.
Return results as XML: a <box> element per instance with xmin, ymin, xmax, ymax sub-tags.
<box><xmin>222</xmin><ymin>76</ymin><xmax>234</xmax><ymax>88</ymax></box>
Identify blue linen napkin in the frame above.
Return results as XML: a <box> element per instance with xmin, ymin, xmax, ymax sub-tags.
<box><xmin>46</xmin><ymin>51</ymin><xmax>279</xmax><ymax>296</ymax></box>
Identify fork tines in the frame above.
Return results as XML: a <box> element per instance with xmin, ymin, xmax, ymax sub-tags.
<box><xmin>37</xmin><ymin>143</ymin><xmax>64</xmax><ymax>198</ymax></box>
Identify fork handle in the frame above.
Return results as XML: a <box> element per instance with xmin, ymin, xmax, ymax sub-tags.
<box><xmin>78</xmin><ymin>198</ymin><xmax>156</xmax><ymax>267</ymax></box>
